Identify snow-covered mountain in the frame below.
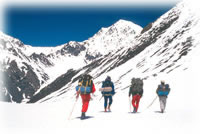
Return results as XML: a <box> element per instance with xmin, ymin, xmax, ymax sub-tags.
<box><xmin>1</xmin><ymin>0</ymin><xmax>200</xmax><ymax>133</ymax></box>
<box><xmin>32</xmin><ymin>19</ymin><xmax>142</xmax><ymax>80</ymax></box>
<box><xmin>84</xmin><ymin>19</ymin><xmax>142</xmax><ymax>55</ymax></box>
<box><xmin>1</xmin><ymin>0</ymin><xmax>200</xmax><ymax>104</ymax></box>
<box><xmin>0</xmin><ymin>32</ymin><xmax>50</xmax><ymax>102</ymax></box>
<box><xmin>0</xmin><ymin>19</ymin><xmax>142</xmax><ymax>103</ymax></box>
<box><xmin>27</xmin><ymin>0</ymin><xmax>200</xmax><ymax>103</ymax></box>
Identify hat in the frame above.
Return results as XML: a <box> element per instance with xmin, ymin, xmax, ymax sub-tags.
<box><xmin>106</xmin><ymin>76</ymin><xmax>111</xmax><ymax>81</ymax></box>
<box><xmin>161</xmin><ymin>80</ymin><xmax>165</xmax><ymax>84</ymax></box>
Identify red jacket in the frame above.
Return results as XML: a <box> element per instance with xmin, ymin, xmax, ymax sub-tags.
<box><xmin>91</xmin><ymin>83</ymin><xmax>96</xmax><ymax>93</ymax></box>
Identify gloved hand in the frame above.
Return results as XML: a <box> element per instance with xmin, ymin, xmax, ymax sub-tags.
<box><xmin>76</xmin><ymin>91</ymin><xmax>80</xmax><ymax>100</ymax></box>
<box><xmin>92</xmin><ymin>93</ymin><xmax>96</xmax><ymax>97</ymax></box>
<box><xmin>76</xmin><ymin>94</ymin><xmax>79</xmax><ymax>100</ymax></box>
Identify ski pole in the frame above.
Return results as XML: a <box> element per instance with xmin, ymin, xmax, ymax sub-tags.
<box><xmin>68</xmin><ymin>97</ymin><xmax>78</xmax><ymax>120</ymax></box>
<box><xmin>129</xmin><ymin>96</ymin><xmax>132</xmax><ymax>113</ymax></box>
<box><xmin>146</xmin><ymin>96</ymin><xmax>158</xmax><ymax>109</ymax></box>
<box><xmin>99</xmin><ymin>95</ymin><xmax>103</xmax><ymax>101</ymax></box>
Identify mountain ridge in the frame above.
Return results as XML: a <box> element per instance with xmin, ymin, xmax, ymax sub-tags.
<box><xmin>0</xmin><ymin>19</ymin><xmax>142</xmax><ymax>103</ymax></box>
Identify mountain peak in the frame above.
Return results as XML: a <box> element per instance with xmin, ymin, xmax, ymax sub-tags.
<box><xmin>84</xmin><ymin>19</ymin><xmax>143</xmax><ymax>56</ymax></box>
<box><xmin>114</xmin><ymin>19</ymin><xmax>140</xmax><ymax>26</ymax></box>
<box><xmin>93</xmin><ymin>19</ymin><xmax>142</xmax><ymax>38</ymax></box>
<box><xmin>112</xmin><ymin>19</ymin><xmax>142</xmax><ymax>34</ymax></box>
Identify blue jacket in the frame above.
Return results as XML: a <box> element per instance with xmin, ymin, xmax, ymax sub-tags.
<box><xmin>101</xmin><ymin>80</ymin><xmax>115</xmax><ymax>96</ymax></box>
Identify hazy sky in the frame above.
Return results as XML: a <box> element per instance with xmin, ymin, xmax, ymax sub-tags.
<box><xmin>3</xmin><ymin>0</ymin><xmax>181</xmax><ymax>47</ymax></box>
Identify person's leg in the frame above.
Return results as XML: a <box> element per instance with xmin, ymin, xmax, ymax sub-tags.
<box><xmin>135</xmin><ymin>95</ymin><xmax>141</xmax><ymax>112</ymax></box>
<box><xmin>104</xmin><ymin>96</ymin><xmax>108</xmax><ymax>112</ymax></box>
<box><xmin>81</xmin><ymin>94</ymin><xmax>90</xmax><ymax>118</ymax></box>
<box><xmin>108</xmin><ymin>96</ymin><xmax>113</xmax><ymax>111</ymax></box>
<box><xmin>82</xmin><ymin>100</ymin><xmax>90</xmax><ymax>113</ymax></box>
<box><xmin>159</xmin><ymin>96</ymin><xmax>165</xmax><ymax>113</ymax></box>
<box><xmin>162</xmin><ymin>96</ymin><xmax>167</xmax><ymax>112</ymax></box>
<box><xmin>132</xmin><ymin>95</ymin><xmax>137</xmax><ymax>112</ymax></box>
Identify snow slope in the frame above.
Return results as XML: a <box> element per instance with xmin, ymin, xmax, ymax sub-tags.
<box><xmin>0</xmin><ymin>62</ymin><xmax>200</xmax><ymax>134</ymax></box>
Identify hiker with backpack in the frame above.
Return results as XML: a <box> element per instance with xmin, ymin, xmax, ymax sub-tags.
<box><xmin>129</xmin><ymin>78</ymin><xmax>143</xmax><ymax>113</ymax></box>
<box><xmin>99</xmin><ymin>76</ymin><xmax>115</xmax><ymax>112</ymax></box>
<box><xmin>156</xmin><ymin>80</ymin><xmax>170</xmax><ymax>113</ymax></box>
<box><xmin>75</xmin><ymin>74</ymin><xmax>96</xmax><ymax>120</ymax></box>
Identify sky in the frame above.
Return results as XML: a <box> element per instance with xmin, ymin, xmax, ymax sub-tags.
<box><xmin>2</xmin><ymin>0</ymin><xmax>181</xmax><ymax>47</ymax></box>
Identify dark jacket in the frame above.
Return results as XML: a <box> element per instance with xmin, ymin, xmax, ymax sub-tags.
<box><xmin>129</xmin><ymin>85</ymin><xmax>143</xmax><ymax>97</ymax></box>
<box><xmin>101</xmin><ymin>80</ymin><xmax>115</xmax><ymax>96</ymax></box>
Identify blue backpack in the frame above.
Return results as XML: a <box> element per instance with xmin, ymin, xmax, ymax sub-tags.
<box><xmin>76</xmin><ymin>86</ymin><xmax>91</xmax><ymax>94</ymax></box>
<box><xmin>157</xmin><ymin>84</ymin><xmax>170</xmax><ymax>96</ymax></box>
<box><xmin>76</xmin><ymin>74</ymin><xmax>93</xmax><ymax>94</ymax></box>
<box><xmin>157</xmin><ymin>91</ymin><xmax>169</xmax><ymax>96</ymax></box>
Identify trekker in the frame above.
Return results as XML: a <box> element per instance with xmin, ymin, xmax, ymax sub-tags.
<box><xmin>129</xmin><ymin>78</ymin><xmax>143</xmax><ymax>113</ymax></box>
<box><xmin>156</xmin><ymin>80</ymin><xmax>170</xmax><ymax>113</ymax></box>
<box><xmin>100</xmin><ymin>76</ymin><xmax>115</xmax><ymax>112</ymax></box>
<box><xmin>76</xmin><ymin>74</ymin><xmax>96</xmax><ymax>120</ymax></box>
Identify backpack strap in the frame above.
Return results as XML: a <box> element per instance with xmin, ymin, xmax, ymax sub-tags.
<box><xmin>159</xmin><ymin>84</ymin><xmax>166</xmax><ymax>91</ymax></box>
<box><xmin>89</xmin><ymin>80</ymin><xmax>92</xmax><ymax>86</ymax></box>
<box><xmin>78</xmin><ymin>80</ymin><xmax>83</xmax><ymax>93</ymax></box>
<box><xmin>84</xmin><ymin>80</ymin><xmax>89</xmax><ymax>94</ymax></box>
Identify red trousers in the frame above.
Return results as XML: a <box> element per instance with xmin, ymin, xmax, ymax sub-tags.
<box><xmin>132</xmin><ymin>95</ymin><xmax>141</xmax><ymax>112</ymax></box>
<box><xmin>81</xmin><ymin>94</ymin><xmax>91</xmax><ymax>113</ymax></box>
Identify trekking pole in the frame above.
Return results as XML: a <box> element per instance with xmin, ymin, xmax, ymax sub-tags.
<box><xmin>146</xmin><ymin>96</ymin><xmax>158</xmax><ymax>109</ymax></box>
<box><xmin>99</xmin><ymin>95</ymin><xmax>103</xmax><ymax>101</ymax></box>
<box><xmin>68</xmin><ymin>97</ymin><xmax>78</xmax><ymax>120</ymax></box>
<box><xmin>129</xmin><ymin>96</ymin><xmax>132</xmax><ymax>113</ymax></box>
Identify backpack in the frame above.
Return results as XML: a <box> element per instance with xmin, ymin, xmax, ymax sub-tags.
<box><xmin>100</xmin><ymin>80</ymin><xmax>113</xmax><ymax>92</ymax></box>
<box><xmin>157</xmin><ymin>84</ymin><xmax>170</xmax><ymax>96</ymax></box>
<box><xmin>76</xmin><ymin>74</ymin><xmax>93</xmax><ymax>94</ymax></box>
<box><xmin>131</xmin><ymin>78</ymin><xmax>143</xmax><ymax>92</ymax></box>
<box><xmin>103</xmin><ymin>80</ymin><xmax>113</xmax><ymax>88</ymax></box>
<box><xmin>158</xmin><ymin>84</ymin><xmax>170</xmax><ymax>91</ymax></box>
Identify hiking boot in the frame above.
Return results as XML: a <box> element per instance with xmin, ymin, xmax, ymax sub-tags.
<box><xmin>133</xmin><ymin>107</ymin><xmax>137</xmax><ymax>113</ymax></box>
<box><xmin>81</xmin><ymin>112</ymin><xmax>86</xmax><ymax>120</ymax></box>
<box><xmin>161</xmin><ymin>109</ymin><xmax>164</xmax><ymax>113</ymax></box>
<box><xmin>108</xmin><ymin>106</ymin><xmax>111</xmax><ymax>112</ymax></box>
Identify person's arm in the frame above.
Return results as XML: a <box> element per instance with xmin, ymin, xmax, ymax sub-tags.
<box><xmin>101</xmin><ymin>82</ymin><xmax>103</xmax><ymax>88</ymax></box>
<box><xmin>76</xmin><ymin>90</ymin><xmax>80</xmax><ymax>99</ymax></box>
<box><xmin>111</xmin><ymin>83</ymin><xmax>115</xmax><ymax>95</ymax></box>
<box><xmin>100</xmin><ymin>82</ymin><xmax>104</xmax><ymax>95</ymax></box>
<box><xmin>129</xmin><ymin>87</ymin><xmax>132</xmax><ymax>97</ymax></box>
<box><xmin>140</xmin><ymin>89</ymin><xmax>143</xmax><ymax>97</ymax></box>
<box><xmin>167</xmin><ymin>84</ymin><xmax>170</xmax><ymax>92</ymax></box>
<box><xmin>156</xmin><ymin>85</ymin><xmax>160</xmax><ymax>95</ymax></box>
<box><xmin>156</xmin><ymin>86</ymin><xmax>159</xmax><ymax>93</ymax></box>
<box><xmin>92</xmin><ymin>83</ymin><xmax>96</xmax><ymax>93</ymax></box>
